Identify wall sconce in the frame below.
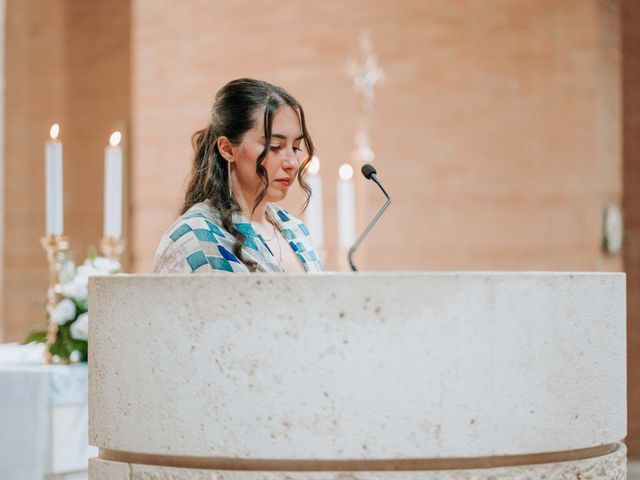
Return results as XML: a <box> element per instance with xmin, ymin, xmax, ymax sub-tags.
<box><xmin>602</xmin><ymin>204</ymin><xmax>624</xmax><ymax>255</ymax></box>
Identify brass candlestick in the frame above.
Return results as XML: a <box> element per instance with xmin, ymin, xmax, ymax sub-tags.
<box><xmin>100</xmin><ymin>236</ymin><xmax>127</xmax><ymax>264</ymax></box>
<box><xmin>40</xmin><ymin>234</ymin><xmax>71</xmax><ymax>363</ymax></box>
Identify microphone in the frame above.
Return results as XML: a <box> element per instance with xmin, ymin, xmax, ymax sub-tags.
<box><xmin>348</xmin><ymin>164</ymin><xmax>392</xmax><ymax>272</ymax></box>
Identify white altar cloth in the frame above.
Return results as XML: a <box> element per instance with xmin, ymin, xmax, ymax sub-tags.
<box><xmin>0</xmin><ymin>343</ymin><xmax>96</xmax><ymax>480</ymax></box>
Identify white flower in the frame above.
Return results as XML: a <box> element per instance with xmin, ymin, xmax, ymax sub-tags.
<box><xmin>69</xmin><ymin>350</ymin><xmax>81</xmax><ymax>362</ymax></box>
<box><xmin>59</xmin><ymin>258</ymin><xmax>76</xmax><ymax>284</ymax></box>
<box><xmin>76</xmin><ymin>257</ymin><xmax>120</xmax><ymax>281</ymax></box>
<box><xmin>50</xmin><ymin>298</ymin><xmax>76</xmax><ymax>325</ymax></box>
<box><xmin>60</xmin><ymin>277</ymin><xmax>88</xmax><ymax>301</ymax></box>
<box><xmin>76</xmin><ymin>264</ymin><xmax>102</xmax><ymax>281</ymax></box>
<box><xmin>92</xmin><ymin>257</ymin><xmax>121</xmax><ymax>274</ymax></box>
<box><xmin>70</xmin><ymin>313</ymin><xmax>89</xmax><ymax>341</ymax></box>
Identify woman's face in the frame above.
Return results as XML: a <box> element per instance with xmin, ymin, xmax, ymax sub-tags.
<box><xmin>230</xmin><ymin>105</ymin><xmax>305</xmax><ymax>204</ymax></box>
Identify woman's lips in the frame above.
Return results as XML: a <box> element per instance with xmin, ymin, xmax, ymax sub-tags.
<box><xmin>275</xmin><ymin>178</ymin><xmax>292</xmax><ymax>186</ymax></box>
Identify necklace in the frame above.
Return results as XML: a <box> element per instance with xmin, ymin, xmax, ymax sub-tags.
<box><xmin>253</xmin><ymin>217</ymin><xmax>285</xmax><ymax>267</ymax></box>
<box><xmin>261</xmin><ymin>222</ymin><xmax>277</xmax><ymax>241</ymax></box>
<box><xmin>265</xmin><ymin>216</ymin><xmax>285</xmax><ymax>266</ymax></box>
<box><xmin>251</xmin><ymin>215</ymin><xmax>277</xmax><ymax>241</ymax></box>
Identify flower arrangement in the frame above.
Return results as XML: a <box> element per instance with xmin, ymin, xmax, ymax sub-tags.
<box><xmin>23</xmin><ymin>248</ymin><xmax>120</xmax><ymax>363</ymax></box>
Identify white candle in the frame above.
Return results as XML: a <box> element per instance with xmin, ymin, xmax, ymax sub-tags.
<box><xmin>304</xmin><ymin>156</ymin><xmax>324</xmax><ymax>248</ymax></box>
<box><xmin>104</xmin><ymin>131</ymin><xmax>123</xmax><ymax>238</ymax></box>
<box><xmin>337</xmin><ymin>163</ymin><xmax>356</xmax><ymax>250</ymax></box>
<box><xmin>45</xmin><ymin>124</ymin><xmax>63</xmax><ymax>235</ymax></box>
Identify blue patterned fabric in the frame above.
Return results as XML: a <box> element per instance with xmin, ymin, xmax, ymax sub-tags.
<box><xmin>151</xmin><ymin>201</ymin><xmax>323</xmax><ymax>273</ymax></box>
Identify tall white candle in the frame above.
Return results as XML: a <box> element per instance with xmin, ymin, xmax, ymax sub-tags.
<box><xmin>104</xmin><ymin>131</ymin><xmax>123</xmax><ymax>238</ymax></box>
<box><xmin>337</xmin><ymin>163</ymin><xmax>356</xmax><ymax>250</ymax></box>
<box><xmin>45</xmin><ymin>124</ymin><xmax>63</xmax><ymax>235</ymax></box>
<box><xmin>304</xmin><ymin>156</ymin><xmax>324</xmax><ymax>249</ymax></box>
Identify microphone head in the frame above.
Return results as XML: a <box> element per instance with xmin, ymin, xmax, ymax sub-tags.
<box><xmin>361</xmin><ymin>163</ymin><xmax>377</xmax><ymax>180</ymax></box>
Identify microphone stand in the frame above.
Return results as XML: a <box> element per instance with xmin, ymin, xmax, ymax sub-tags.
<box><xmin>348</xmin><ymin>173</ymin><xmax>391</xmax><ymax>272</ymax></box>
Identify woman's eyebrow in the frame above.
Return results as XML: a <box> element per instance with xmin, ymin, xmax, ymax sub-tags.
<box><xmin>263</xmin><ymin>134</ymin><xmax>304</xmax><ymax>141</ymax></box>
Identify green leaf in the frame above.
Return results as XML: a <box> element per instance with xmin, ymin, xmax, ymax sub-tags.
<box><xmin>47</xmin><ymin>323</ymin><xmax>88</xmax><ymax>363</ymax></box>
<box><xmin>87</xmin><ymin>244</ymin><xmax>97</xmax><ymax>260</ymax></box>
<box><xmin>21</xmin><ymin>330</ymin><xmax>47</xmax><ymax>345</ymax></box>
<box><xmin>48</xmin><ymin>339</ymin><xmax>64</xmax><ymax>356</ymax></box>
<box><xmin>72</xmin><ymin>297</ymin><xmax>88</xmax><ymax>313</ymax></box>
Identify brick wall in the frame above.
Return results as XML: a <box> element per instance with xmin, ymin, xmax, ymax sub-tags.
<box><xmin>0</xmin><ymin>0</ymin><xmax>6</xmax><ymax>341</ymax></box>
<box><xmin>131</xmin><ymin>0</ymin><xmax>623</xmax><ymax>274</ymax></box>
<box><xmin>623</xmin><ymin>0</ymin><xmax>640</xmax><ymax>458</ymax></box>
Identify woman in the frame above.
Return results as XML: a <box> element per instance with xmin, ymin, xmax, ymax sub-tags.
<box><xmin>152</xmin><ymin>78</ymin><xmax>322</xmax><ymax>273</ymax></box>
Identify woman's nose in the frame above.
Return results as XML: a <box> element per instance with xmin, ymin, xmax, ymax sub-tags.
<box><xmin>282</xmin><ymin>148</ymin><xmax>299</xmax><ymax>169</ymax></box>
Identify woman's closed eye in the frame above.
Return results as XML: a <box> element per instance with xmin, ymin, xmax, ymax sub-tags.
<box><xmin>269</xmin><ymin>144</ymin><xmax>303</xmax><ymax>154</ymax></box>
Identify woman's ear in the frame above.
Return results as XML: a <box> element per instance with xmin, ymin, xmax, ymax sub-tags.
<box><xmin>217</xmin><ymin>136</ymin><xmax>234</xmax><ymax>163</ymax></box>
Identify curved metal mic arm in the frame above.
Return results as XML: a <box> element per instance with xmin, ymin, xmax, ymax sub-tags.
<box><xmin>347</xmin><ymin>173</ymin><xmax>392</xmax><ymax>272</ymax></box>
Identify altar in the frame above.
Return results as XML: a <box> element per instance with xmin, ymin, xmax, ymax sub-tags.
<box><xmin>0</xmin><ymin>343</ymin><xmax>96</xmax><ymax>480</ymax></box>
<box><xmin>89</xmin><ymin>272</ymin><xmax>627</xmax><ymax>479</ymax></box>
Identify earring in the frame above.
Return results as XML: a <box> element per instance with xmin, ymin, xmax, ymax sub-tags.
<box><xmin>227</xmin><ymin>160</ymin><xmax>232</xmax><ymax>198</ymax></box>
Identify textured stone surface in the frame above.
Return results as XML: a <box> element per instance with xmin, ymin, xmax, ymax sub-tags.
<box><xmin>89</xmin><ymin>273</ymin><xmax>626</xmax><ymax>459</ymax></box>
<box><xmin>89</xmin><ymin>443</ymin><xmax>627</xmax><ymax>480</ymax></box>
<box><xmin>90</xmin><ymin>457</ymin><xmax>130</xmax><ymax>480</ymax></box>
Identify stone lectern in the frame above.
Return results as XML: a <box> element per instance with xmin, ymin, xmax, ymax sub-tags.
<box><xmin>88</xmin><ymin>273</ymin><xmax>627</xmax><ymax>479</ymax></box>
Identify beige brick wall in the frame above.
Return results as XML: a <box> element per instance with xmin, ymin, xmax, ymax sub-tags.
<box><xmin>0</xmin><ymin>0</ymin><xmax>5</xmax><ymax>342</ymax></box>
<box><xmin>131</xmin><ymin>0</ymin><xmax>623</xmax><ymax>274</ymax></box>
<box><xmin>623</xmin><ymin>0</ymin><xmax>640</xmax><ymax>458</ymax></box>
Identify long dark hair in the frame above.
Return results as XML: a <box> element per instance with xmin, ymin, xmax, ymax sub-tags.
<box><xmin>181</xmin><ymin>78</ymin><xmax>315</xmax><ymax>271</ymax></box>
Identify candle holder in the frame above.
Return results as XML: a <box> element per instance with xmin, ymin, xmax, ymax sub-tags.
<box><xmin>40</xmin><ymin>234</ymin><xmax>71</xmax><ymax>363</ymax></box>
<box><xmin>100</xmin><ymin>236</ymin><xmax>127</xmax><ymax>264</ymax></box>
